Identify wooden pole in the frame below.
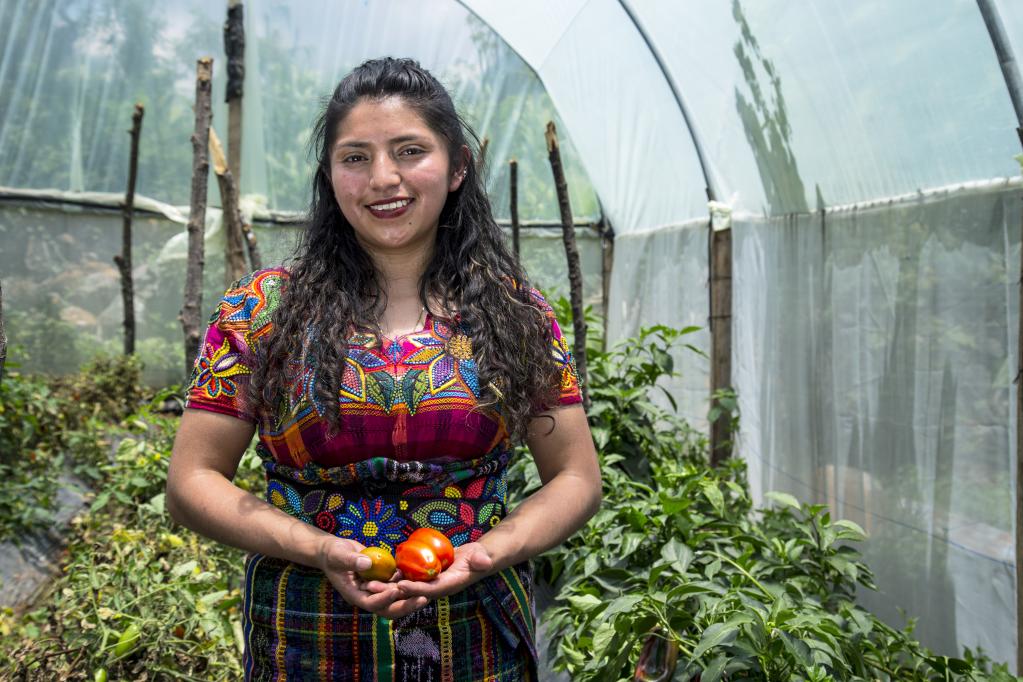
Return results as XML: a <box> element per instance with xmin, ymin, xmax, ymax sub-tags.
<box><xmin>545</xmin><ymin>121</ymin><xmax>589</xmax><ymax>409</ymax></box>
<box><xmin>181</xmin><ymin>57</ymin><xmax>213</xmax><ymax>379</ymax></box>
<box><xmin>210</xmin><ymin>126</ymin><xmax>248</xmax><ymax>285</ymax></box>
<box><xmin>598</xmin><ymin>213</ymin><xmax>615</xmax><ymax>352</ymax></box>
<box><xmin>478</xmin><ymin>137</ymin><xmax>489</xmax><ymax>176</ymax></box>
<box><xmin>113</xmin><ymin>102</ymin><xmax>143</xmax><ymax>356</ymax></box>
<box><xmin>224</xmin><ymin>0</ymin><xmax>245</xmax><ymax>189</ymax></box>
<box><xmin>509</xmin><ymin>159</ymin><xmax>520</xmax><ymax>260</ymax></box>
<box><xmin>0</xmin><ymin>277</ymin><xmax>6</xmax><ymax>386</ymax></box>
<box><xmin>709</xmin><ymin>215</ymin><xmax>734</xmax><ymax>467</ymax></box>
<box><xmin>241</xmin><ymin>218</ymin><xmax>263</xmax><ymax>271</ymax></box>
<box><xmin>975</xmin><ymin>0</ymin><xmax>1023</xmax><ymax>671</ymax></box>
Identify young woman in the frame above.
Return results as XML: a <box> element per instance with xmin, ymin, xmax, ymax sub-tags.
<box><xmin>167</xmin><ymin>57</ymin><xmax>601</xmax><ymax>681</ymax></box>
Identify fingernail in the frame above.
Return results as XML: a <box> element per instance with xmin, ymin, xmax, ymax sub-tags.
<box><xmin>355</xmin><ymin>557</ymin><xmax>371</xmax><ymax>571</ymax></box>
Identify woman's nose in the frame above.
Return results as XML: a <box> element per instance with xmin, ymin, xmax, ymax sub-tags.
<box><xmin>369</xmin><ymin>155</ymin><xmax>400</xmax><ymax>190</ymax></box>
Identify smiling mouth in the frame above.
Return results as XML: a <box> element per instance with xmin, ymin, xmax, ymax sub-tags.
<box><xmin>367</xmin><ymin>198</ymin><xmax>413</xmax><ymax>214</ymax></box>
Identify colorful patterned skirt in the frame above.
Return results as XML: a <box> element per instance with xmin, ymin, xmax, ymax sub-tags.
<box><xmin>242</xmin><ymin>553</ymin><xmax>536</xmax><ymax>681</ymax></box>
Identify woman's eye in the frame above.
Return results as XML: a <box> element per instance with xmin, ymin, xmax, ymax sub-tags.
<box><xmin>400</xmin><ymin>147</ymin><xmax>424</xmax><ymax>157</ymax></box>
<box><xmin>342</xmin><ymin>154</ymin><xmax>365</xmax><ymax>163</ymax></box>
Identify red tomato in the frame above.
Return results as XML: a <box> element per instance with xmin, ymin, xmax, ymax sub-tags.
<box><xmin>407</xmin><ymin>528</ymin><xmax>455</xmax><ymax>570</ymax></box>
<box><xmin>395</xmin><ymin>540</ymin><xmax>442</xmax><ymax>581</ymax></box>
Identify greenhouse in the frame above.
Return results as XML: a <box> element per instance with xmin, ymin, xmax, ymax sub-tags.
<box><xmin>1</xmin><ymin>0</ymin><xmax>1022</xmax><ymax>679</ymax></box>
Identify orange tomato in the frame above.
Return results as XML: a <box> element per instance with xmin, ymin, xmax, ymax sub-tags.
<box><xmin>407</xmin><ymin>528</ymin><xmax>455</xmax><ymax>570</ymax></box>
<box><xmin>395</xmin><ymin>540</ymin><xmax>442</xmax><ymax>581</ymax></box>
<box><xmin>357</xmin><ymin>546</ymin><xmax>397</xmax><ymax>581</ymax></box>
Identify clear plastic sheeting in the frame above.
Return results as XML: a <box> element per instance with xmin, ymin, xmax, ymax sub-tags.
<box><xmin>632</xmin><ymin>0</ymin><xmax>1019</xmax><ymax>216</ymax></box>
<box><xmin>467</xmin><ymin>0</ymin><xmax>1021</xmax><ymax>222</ymax></box>
<box><xmin>733</xmin><ymin>180</ymin><xmax>1021</xmax><ymax>664</ymax></box>
<box><xmin>0</xmin><ymin>0</ymin><xmax>598</xmax><ymax>220</ymax></box>
<box><xmin>607</xmin><ymin>221</ymin><xmax>711</xmax><ymax>431</ymax></box>
<box><xmin>994</xmin><ymin>0</ymin><xmax>1023</xmax><ymax>77</ymax></box>
<box><xmin>0</xmin><ymin>197</ymin><xmax>603</xmax><ymax>387</ymax></box>
<box><xmin>465</xmin><ymin>0</ymin><xmax>711</xmax><ymax>234</ymax></box>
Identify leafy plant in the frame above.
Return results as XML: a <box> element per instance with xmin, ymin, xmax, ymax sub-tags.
<box><xmin>0</xmin><ymin>353</ymin><xmax>147</xmax><ymax>543</ymax></box>
<box><xmin>508</xmin><ymin>301</ymin><xmax>1019</xmax><ymax>681</ymax></box>
<box><xmin>0</xmin><ymin>394</ymin><xmax>265</xmax><ymax>680</ymax></box>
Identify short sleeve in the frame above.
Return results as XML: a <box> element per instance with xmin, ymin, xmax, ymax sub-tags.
<box><xmin>184</xmin><ymin>268</ymin><xmax>287</xmax><ymax>422</ymax></box>
<box><xmin>530</xmin><ymin>288</ymin><xmax>583</xmax><ymax>408</ymax></box>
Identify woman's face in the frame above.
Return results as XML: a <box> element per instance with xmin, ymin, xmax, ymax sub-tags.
<box><xmin>329</xmin><ymin>96</ymin><xmax>466</xmax><ymax>258</ymax></box>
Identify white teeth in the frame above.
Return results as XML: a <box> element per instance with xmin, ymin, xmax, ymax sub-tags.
<box><xmin>369</xmin><ymin>199</ymin><xmax>410</xmax><ymax>212</ymax></box>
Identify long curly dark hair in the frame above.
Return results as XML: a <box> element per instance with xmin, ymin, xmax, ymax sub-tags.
<box><xmin>248</xmin><ymin>57</ymin><xmax>561</xmax><ymax>441</ymax></box>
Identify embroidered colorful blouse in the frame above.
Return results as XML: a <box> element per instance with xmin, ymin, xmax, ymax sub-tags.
<box><xmin>185</xmin><ymin>266</ymin><xmax>581</xmax><ymax>681</ymax></box>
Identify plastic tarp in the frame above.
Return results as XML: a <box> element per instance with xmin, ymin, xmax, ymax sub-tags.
<box><xmin>0</xmin><ymin>0</ymin><xmax>606</xmax><ymax>384</ymax></box>
<box><xmin>0</xmin><ymin>0</ymin><xmax>599</xmax><ymax>220</ymax></box>
<box><xmin>734</xmin><ymin>179</ymin><xmax>1021</xmax><ymax>661</ymax></box>
<box><xmin>466</xmin><ymin>0</ymin><xmax>1023</xmax><ymax>667</ymax></box>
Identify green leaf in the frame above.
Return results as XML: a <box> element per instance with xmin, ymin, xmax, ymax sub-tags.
<box><xmin>659</xmin><ymin>492</ymin><xmax>688</xmax><ymax>515</ymax></box>
<box><xmin>700</xmin><ymin>653</ymin><xmax>728</xmax><ymax>682</ymax></box>
<box><xmin>90</xmin><ymin>491</ymin><xmax>111</xmax><ymax>513</ymax></box>
<box><xmin>692</xmin><ymin>623</ymin><xmax>739</xmax><ymax>660</ymax></box>
<box><xmin>660</xmin><ymin>538</ymin><xmax>694</xmax><ymax>574</ymax></box>
<box><xmin>602</xmin><ymin>594</ymin><xmax>644</xmax><ymax>619</ymax></box>
<box><xmin>567</xmin><ymin>593</ymin><xmax>604</xmax><ymax>614</ymax></box>
<box><xmin>590</xmin><ymin>620</ymin><xmax>616</xmax><ymax>657</ymax></box>
<box><xmin>146</xmin><ymin>493</ymin><xmax>165</xmax><ymax>515</ymax></box>
<box><xmin>583</xmin><ymin>552</ymin><xmax>601</xmax><ymax>578</ymax></box>
<box><xmin>764</xmin><ymin>491</ymin><xmax>801</xmax><ymax>510</ymax></box>
<box><xmin>198</xmin><ymin>589</ymin><xmax>229</xmax><ymax>606</ymax></box>
<box><xmin>831</xmin><ymin>519</ymin><xmax>867</xmax><ymax>541</ymax></box>
<box><xmin>700</xmin><ymin>481</ymin><xmax>724</xmax><ymax>514</ymax></box>
<box><xmin>620</xmin><ymin>532</ymin><xmax>645</xmax><ymax>558</ymax></box>
<box><xmin>171</xmin><ymin>560</ymin><xmax>198</xmax><ymax>578</ymax></box>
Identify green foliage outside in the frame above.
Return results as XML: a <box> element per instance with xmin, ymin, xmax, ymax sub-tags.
<box><xmin>507</xmin><ymin>299</ymin><xmax>1019</xmax><ymax>682</ymax></box>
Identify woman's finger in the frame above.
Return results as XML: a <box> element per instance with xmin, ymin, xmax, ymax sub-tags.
<box><xmin>377</xmin><ymin>595</ymin><xmax>430</xmax><ymax>620</ymax></box>
<box><xmin>322</xmin><ymin>539</ymin><xmax>371</xmax><ymax>573</ymax></box>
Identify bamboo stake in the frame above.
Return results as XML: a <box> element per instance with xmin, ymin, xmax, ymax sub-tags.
<box><xmin>181</xmin><ymin>57</ymin><xmax>213</xmax><ymax>380</ymax></box>
<box><xmin>975</xmin><ymin>0</ymin><xmax>1023</xmax><ymax>671</ymax></box>
<box><xmin>225</xmin><ymin>0</ymin><xmax>245</xmax><ymax>188</ymax></box>
<box><xmin>113</xmin><ymin>103</ymin><xmax>143</xmax><ymax>356</ymax></box>
<box><xmin>509</xmin><ymin>158</ymin><xmax>520</xmax><ymax>260</ymax></box>
<box><xmin>0</xmin><ymin>277</ymin><xmax>6</xmax><ymax>386</ymax></box>
<box><xmin>210</xmin><ymin>127</ymin><xmax>248</xmax><ymax>285</ymax></box>
<box><xmin>545</xmin><ymin>121</ymin><xmax>589</xmax><ymax>409</ymax></box>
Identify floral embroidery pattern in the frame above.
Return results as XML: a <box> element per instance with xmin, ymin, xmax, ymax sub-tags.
<box><xmin>332</xmin><ymin>498</ymin><xmax>405</xmax><ymax>549</ymax></box>
<box><xmin>400</xmin><ymin>322</ymin><xmax>481</xmax><ymax>412</ymax></box>
<box><xmin>410</xmin><ymin>499</ymin><xmax>504</xmax><ymax>546</ymax></box>
<box><xmin>193</xmin><ymin>337</ymin><xmax>250</xmax><ymax>399</ymax></box>
<box><xmin>267</xmin><ymin>480</ymin><xmax>344</xmax><ymax>525</ymax></box>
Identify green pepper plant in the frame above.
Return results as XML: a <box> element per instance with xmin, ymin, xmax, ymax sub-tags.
<box><xmin>508</xmin><ymin>299</ymin><xmax>1019</xmax><ymax>682</ymax></box>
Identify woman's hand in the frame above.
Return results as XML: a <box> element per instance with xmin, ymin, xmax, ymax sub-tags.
<box><xmin>319</xmin><ymin>537</ymin><xmax>428</xmax><ymax>619</ymax></box>
<box><xmin>395</xmin><ymin>542</ymin><xmax>494</xmax><ymax>601</ymax></box>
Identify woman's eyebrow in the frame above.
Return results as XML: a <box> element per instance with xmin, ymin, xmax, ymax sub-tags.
<box><xmin>334</xmin><ymin>135</ymin><xmax>425</xmax><ymax>150</ymax></box>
